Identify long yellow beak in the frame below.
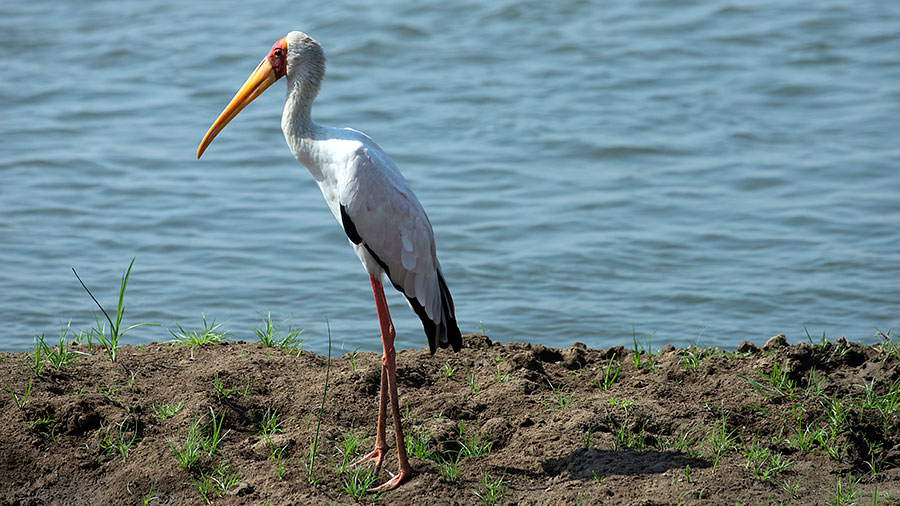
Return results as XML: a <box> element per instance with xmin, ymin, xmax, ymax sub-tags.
<box><xmin>197</xmin><ymin>58</ymin><xmax>278</xmax><ymax>159</ymax></box>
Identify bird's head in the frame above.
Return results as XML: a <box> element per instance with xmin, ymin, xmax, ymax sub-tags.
<box><xmin>197</xmin><ymin>31</ymin><xmax>324</xmax><ymax>158</ymax></box>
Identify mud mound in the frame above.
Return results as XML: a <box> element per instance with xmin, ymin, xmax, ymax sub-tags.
<box><xmin>1</xmin><ymin>335</ymin><xmax>898</xmax><ymax>505</ymax></box>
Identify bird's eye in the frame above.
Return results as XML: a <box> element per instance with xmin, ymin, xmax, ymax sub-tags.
<box><xmin>274</xmin><ymin>49</ymin><xmax>283</xmax><ymax>58</ymax></box>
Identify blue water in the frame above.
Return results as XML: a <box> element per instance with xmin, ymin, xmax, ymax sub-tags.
<box><xmin>2</xmin><ymin>0</ymin><xmax>898</xmax><ymax>354</ymax></box>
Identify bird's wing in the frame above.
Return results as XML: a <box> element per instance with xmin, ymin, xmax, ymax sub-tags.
<box><xmin>335</xmin><ymin>138</ymin><xmax>459</xmax><ymax>353</ymax></box>
<box><xmin>339</xmin><ymin>143</ymin><xmax>444</xmax><ymax>322</ymax></box>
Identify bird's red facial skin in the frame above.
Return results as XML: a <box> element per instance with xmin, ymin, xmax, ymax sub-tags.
<box><xmin>267</xmin><ymin>38</ymin><xmax>288</xmax><ymax>79</ymax></box>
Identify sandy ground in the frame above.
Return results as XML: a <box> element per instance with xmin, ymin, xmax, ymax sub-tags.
<box><xmin>1</xmin><ymin>333</ymin><xmax>899</xmax><ymax>505</ymax></box>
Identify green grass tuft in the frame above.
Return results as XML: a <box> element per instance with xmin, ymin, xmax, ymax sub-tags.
<box><xmin>469</xmin><ymin>368</ymin><xmax>480</xmax><ymax>396</ymax></box>
<box><xmin>191</xmin><ymin>460</ymin><xmax>242</xmax><ymax>504</ymax></box>
<box><xmin>438</xmin><ymin>452</ymin><xmax>462</xmax><ymax>483</ymax></box>
<box><xmin>456</xmin><ymin>420</ymin><xmax>495</xmax><ymax>457</ymax></box>
<box><xmin>2</xmin><ymin>378</ymin><xmax>32</xmax><ymax>410</ymax></box>
<box><xmin>38</xmin><ymin>322</ymin><xmax>87</xmax><ymax>372</ymax></box>
<box><xmin>73</xmin><ymin>258</ymin><xmax>159</xmax><ymax>362</ymax></box>
<box><xmin>442</xmin><ymin>361</ymin><xmax>459</xmax><ymax>379</ymax></box>
<box><xmin>740</xmin><ymin>357</ymin><xmax>796</xmax><ymax>401</ymax></box>
<box><xmin>167</xmin><ymin>408</ymin><xmax>229</xmax><ymax>471</ymax></box>
<box><xmin>828</xmin><ymin>471</ymin><xmax>860</xmax><ymax>506</ymax></box>
<box><xmin>706</xmin><ymin>409</ymin><xmax>739</xmax><ymax>472</ymax></box>
<box><xmin>405</xmin><ymin>426</ymin><xmax>436</xmax><ymax>461</ymax></box>
<box><xmin>742</xmin><ymin>436</ymin><xmax>793</xmax><ymax>481</ymax></box>
<box><xmin>99</xmin><ymin>417</ymin><xmax>140</xmax><ymax>462</ymax></box>
<box><xmin>126</xmin><ymin>479</ymin><xmax>162</xmax><ymax>505</ymax></box>
<box><xmin>28</xmin><ymin>413</ymin><xmax>58</xmax><ymax>440</ymax></box>
<box><xmin>874</xmin><ymin>328</ymin><xmax>899</xmax><ymax>361</ymax></box>
<box><xmin>170</xmin><ymin>314</ymin><xmax>230</xmax><ymax>353</ymax></box>
<box><xmin>150</xmin><ymin>400</ymin><xmax>185</xmax><ymax>420</ymax></box>
<box><xmin>543</xmin><ymin>380</ymin><xmax>575</xmax><ymax>412</ymax></box>
<box><xmin>631</xmin><ymin>326</ymin><xmax>658</xmax><ymax>371</ymax></box>
<box><xmin>344</xmin><ymin>345</ymin><xmax>364</xmax><ymax>372</ymax></box>
<box><xmin>332</xmin><ymin>426</ymin><xmax>370</xmax><ymax>473</ymax></box>
<box><xmin>474</xmin><ymin>473</ymin><xmax>507</xmax><ymax>505</ymax></box>
<box><xmin>338</xmin><ymin>465</ymin><xmax>381</xmax><ymax>500</ymax></box>
<box><xmin>253</xmin><ymin>312</ymin><xmax>307</xmax><ymax>354</ymax></box>
<box><xmin>592</xmin><ymin>355</ymin><xmax>621</xmax><ymax>390</ymax></box>
<box><xmin>213</xmin><ymin>373</ymin><xmax>249</xmax><ymax>401</ymax></box>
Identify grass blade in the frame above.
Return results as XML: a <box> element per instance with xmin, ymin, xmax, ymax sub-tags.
<box><xmin>307</xmin><ymin>317</ymin><xmax>332</xmax><ymax>484</ymax></box>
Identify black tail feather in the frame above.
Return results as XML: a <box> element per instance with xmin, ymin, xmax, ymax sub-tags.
<box><xmin>404</xmin><ymin>270</ymin><xmax>461</xmax><ymax>354</ymax></box>
<box><xmin>436</xmin><ymin>270</ymin><xmax>462</xmax><ymax>352</ymax></box>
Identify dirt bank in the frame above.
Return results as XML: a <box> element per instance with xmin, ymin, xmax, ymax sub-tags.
<box><xmin>1</xmin><ymin>333</ymin><xmax>899</xmax><ymax>505</ymax></box>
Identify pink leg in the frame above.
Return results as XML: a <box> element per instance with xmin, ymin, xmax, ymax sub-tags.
<box><xmin>363</xmin><ymin>276</ymin><xmax>414</xmax><ymax>491</ymax></box>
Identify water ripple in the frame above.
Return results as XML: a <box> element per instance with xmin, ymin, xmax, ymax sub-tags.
<box><xmin>0</xmin><ymin>0</ymin><xmax>898</xmax><ymax>353</ymax></box>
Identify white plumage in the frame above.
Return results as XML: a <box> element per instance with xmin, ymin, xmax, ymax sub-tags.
<box><xmin>197</xmin><ymin>30</ymin><xmax>460</xmax><ymax>491</ymax></box>
<box><xmin>284</xmin><ymin>109</ymin><xmax>457</xmax><ymax>351</ymax></box>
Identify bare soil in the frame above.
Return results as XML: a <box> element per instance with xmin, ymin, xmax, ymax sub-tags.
<box><xmin>1</xmin><ymin>334</ymin><xmax>898</xmax><ymax>505</ymax></box>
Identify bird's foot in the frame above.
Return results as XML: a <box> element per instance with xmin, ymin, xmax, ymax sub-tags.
<box><xmin>368</xmin><ymin>464</ymin><xmax>415</xmax><ymax>492</ymax></box>
<box><xmin>351</xmin><ymin>446</ymin><xmax>388</xmax><ymax>469</ymax></box>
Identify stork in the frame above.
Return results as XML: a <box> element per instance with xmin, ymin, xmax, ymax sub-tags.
<box><xmin>197</xmin><ymin>31</ymin><xmax>461</xmax><ymax>491</ymax></box>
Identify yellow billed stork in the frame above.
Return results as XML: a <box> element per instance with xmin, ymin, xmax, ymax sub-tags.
<box><xmin>196</xmin><ymin>31</ymin><xmax>461</xmax><ymax>491</ymax></box>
